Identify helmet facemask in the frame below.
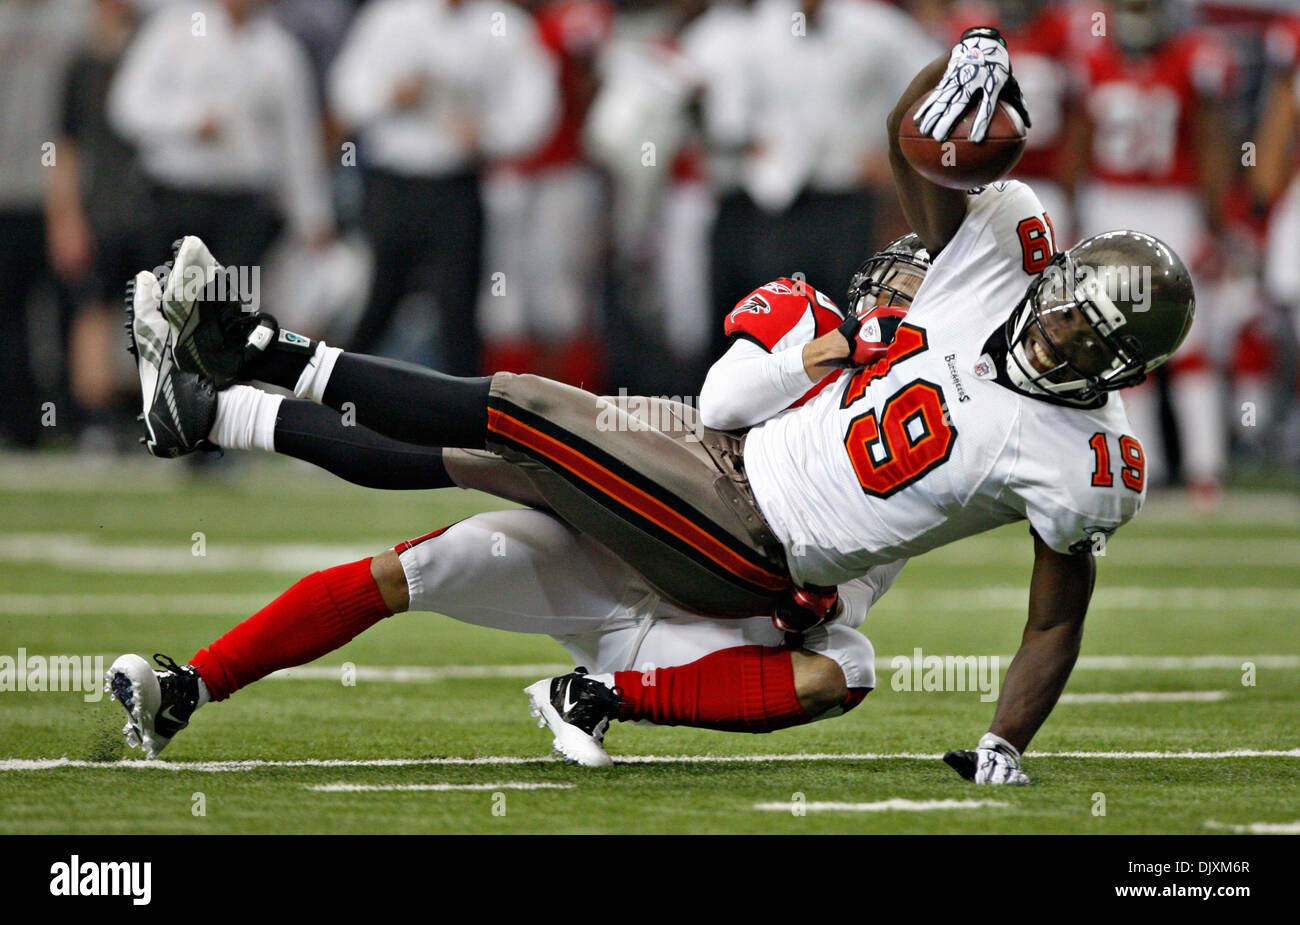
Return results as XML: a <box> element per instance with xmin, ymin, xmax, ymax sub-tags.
<box><xmin>1005</xmin><ymin>252</ymin><xmax>1149</xmax><ymax>405</ymax></box>
<box><xmin>847</xmin><ymin>234</ymin><xmax>930</xmax><ymax>316</ymax></box>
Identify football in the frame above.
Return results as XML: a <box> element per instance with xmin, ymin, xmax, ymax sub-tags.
<box><xmin>899</xmin><ymin>94</ymin><xmax>1028</xmax><ymax>189</ymax></box>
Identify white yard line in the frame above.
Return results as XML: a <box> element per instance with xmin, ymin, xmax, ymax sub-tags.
<box><xmin>4</xmin><ymin>587</ymin><xmax>1295</xmax><ymax>617</ymax></box>
<box><xmin>883</xmin><ymin>586</ymin><xmax>1299</xmax><ymax>612</ymax></box>
<box><xmin>1072</xmin><ymin>655</ymin><xmax>1298</xmax><ymax>670</ymax></box>
<box><xmin>1204</xmin><ymin>819</ymin><xmax>1300</xmax><ymax>835</ymax></box>
<box><xmin>5</xmin><ymin>656</ymin><xmax>1288</xmax><ymax>683</ymax></box>
<box><xmin>267</xmin><ymin>664</ymin><xmax>572</xmax><ymax>682</ymax></box>
<box><xmin>2</xmin><ymin>749</ymin><xmax>1297</xmax><ymax>773</ymax></box>
<box><xmin>0</xmin><ymin>535</ymin><xmax>383</xmax><ymax>575</ymax></box>
<box><xmin>753</xmin><ymin>798</ymin><xmax>1011</xmax><ymax>812</ymax></box>
<box><xmin>261</xmin><ymin>657</ymin><xmax>1300</xmax><ymax>682</ymax></box>
<box><xmin>1057</xmin><ymin>690</ymin><xmax>1229</xmax><ymax>704</ymax></box>
<box><xmin>0</xmin><ymin>529</ymin><xmax>1296</xmax><ymax>574</ymax></box>
<box><xmin>308</xmin><ymin>782</ymin><xmax>574</xmax><ymax>792</ymax></box>
<box><xmin>0</xmin><ymin>593</ymin><xmax>276</xmax><ymax>616</ymax></box>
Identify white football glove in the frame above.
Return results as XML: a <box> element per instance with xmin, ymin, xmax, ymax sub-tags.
<box><xmin>943</xmin><ymin>732</ymin><xmax>1031</xmax><ymax>785</ymax></box>
<box><xmin>914</xmin><ymin>27</ymin><xmax>1030</xmax><ymax>144</ymax></box>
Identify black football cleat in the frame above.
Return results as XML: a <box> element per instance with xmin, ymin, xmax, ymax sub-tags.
<box><xmin>524</xmin><ymin>668</ymin><xmax>623</xmax><ymax>767</ymax></box>
<box><xmin>105</xmin><ymin>654</ymin><xmax>204</xmax><ymax>758</ymax></box>
<box><xmin>943</xmin><ymin>749</ymin><xmax>979</xmax><ymax>781</ymax></box>
<box><xmin>161</xmin><ymin>235</ymin><xmax>279</xmax><ymax>388</ymax></box>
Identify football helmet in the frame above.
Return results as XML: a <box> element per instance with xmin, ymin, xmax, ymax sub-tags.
<box><xmin>833</xmin><ymin>234</ymin><xmax>932</xmax><ymax>368</ymax></box>
<box><xmin>846</xmin><ymin>233</ymin><xmax>931</xmax><ymax>315</ymax></box>
<box><xmin>1004</xmin><ymin>230</ymin><xmax>1194</xmax><ymax>406</ymax></box>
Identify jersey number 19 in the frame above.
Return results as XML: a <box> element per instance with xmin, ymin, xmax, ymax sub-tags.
<box><xmin>840</xmin><ymin>324</ymin><xmax>958</xmax><ymax>498</ymax></box>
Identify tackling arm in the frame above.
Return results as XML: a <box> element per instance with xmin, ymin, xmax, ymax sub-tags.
<box><xmin>988</xmin><ymin>528</ymin><xmax>1094</xmax><ymax>752</ymax></box>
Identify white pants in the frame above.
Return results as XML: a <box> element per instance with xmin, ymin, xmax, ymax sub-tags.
<box><xmin>397</xmin><ymin>507</ymin><xmax>889</xmax><ymax>691</ymax></box>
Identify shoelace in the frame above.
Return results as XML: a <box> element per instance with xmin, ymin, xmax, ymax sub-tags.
<box><xmin>152</xmin><ymin>653</ymin><xmax>186</xmax><ymax>675</ymax></box>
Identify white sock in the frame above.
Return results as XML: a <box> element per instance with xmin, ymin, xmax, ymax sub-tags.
<box><xmin>195</xmin><ymin>677</ymin><xmax>211</xmax><ymax>710</ymax></box>
<box><xmin>209</xmin><ymin>385</ymin><xmax>283</xmax><ymax>452</ymax></box>
<box><xmin>294</xmin><ymin>342</ymin><xmax>343</xmax><ymax>404</ymax></box>
<box><xmin>588</xmin><ymin>672</ymin><xmax>616</xmax><ymax>689</ymax></box>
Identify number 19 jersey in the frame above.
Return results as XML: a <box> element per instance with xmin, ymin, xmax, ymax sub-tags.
<box><xmin>743</xmin><ymin>181</ymin><xmax>1146</xmax><ymax>587</ymax></box>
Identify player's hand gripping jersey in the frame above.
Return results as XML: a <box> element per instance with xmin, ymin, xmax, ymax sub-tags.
<box><xmin>743</xmin><ymin>181</ymin><xmax>1147</xmax><ymax>587</ymax></box>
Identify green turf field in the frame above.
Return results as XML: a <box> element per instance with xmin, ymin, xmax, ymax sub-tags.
<box><xmin>0</xmin><ymin>453</ymin><xmax>1296</xmax><ymax>834</ymax></box>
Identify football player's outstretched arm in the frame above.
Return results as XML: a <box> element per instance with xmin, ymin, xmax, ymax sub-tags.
<box><xmin>988</xmin><ymin>529</ymin><xmax>1095</xmax><ymax>753</ymax></box>
<box><xmin>887</xmin><ymin>54</ymin><xmax>968</xmax><ymax>256</ymax></box>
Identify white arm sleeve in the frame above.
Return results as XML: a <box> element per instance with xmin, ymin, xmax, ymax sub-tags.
<box><xmin>698</xmin><ymin>338</ymin><xmax>815</xmax><ymax>431</ymax></box>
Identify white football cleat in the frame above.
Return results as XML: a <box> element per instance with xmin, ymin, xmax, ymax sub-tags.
<box><xmin>524</xmin><ymin>668</ymin><xmax>622</xmax><ymax>768</ymax></box>
<box><xmin>125</xmin><ymin>270</ymin><xmax>169</xmax><ymax>419</ymax></box>
<box><xmin>124</xmin><ymin>270</ymin><xmax>218</xmax><ymax>458</ymax></box>
<box><xmin>159</xmin><ymin>235</ymin><xmax>279</xmax><ymax>387</ymax></box>
<box><xmin>105</xmin><ymin>654</ymin><xmax>204</xmax><ymax>759</ymax></box>
<box><xmin>161</xmin><ymin>235</ymin><xmax>222</xmax><ymax>340</ymax></box>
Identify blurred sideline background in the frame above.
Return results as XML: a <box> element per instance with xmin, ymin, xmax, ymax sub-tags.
<box><xmin>3</xmin><ymin>0</ymin><xmax>1298</xmax><ymax>501</ymax></box>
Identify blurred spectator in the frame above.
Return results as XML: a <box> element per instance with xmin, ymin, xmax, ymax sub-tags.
<box><xmin>682</xmin><ymin>0</ymin><xmax>759</xmax><ymax>367</ymax></box>
<box><xmin>0</xmin><ymin>0</ymin><xmax>84</xmax><ymax>448</ymax></box>
<box><xmin>1072</xmin><ymin>0</ymin><xmax>1235</xmax><ymax>499</ymax></box>
<box><xmin>724</xmin><ymin>0</ymin><xmax>936</xmax><ymax>319</ymax></box>
<box><xmin>46</xmin><ymin>0</ymin><xmax>149</xmax><ymax>451</ymax></box>
<box><xmin>270</xmin><ymin>0</ymin><xmax>359</xmax><ymax>180</ymax></box>
<box><xmin>582</xmin><ymin>0</ymin><xmax>706</xmax><ymax>387</ymax></box>
<box><xmin>479</xmin><ymin>0</ymin><xmax>614</xmax><ymax>388</ymax></box>
<box><xmin>269</xmin><ymin>0</ymin><xmax>358</xmax><ymax>101</ymax></box>
<box><xmin>588</xmin><ymin>0</ymin><xmax>934</xmax><ymax>382</ymax></box>
<box><xmin>108</xmin><ymin>0</ymin><xmax>333</xmax><ymax>274</ymax></box>
<box><xmin>1256</xmin><ymin>14</ymin><xmax>1300</xmax><ymax>322</ymax></box>
<box><xmin>1251</xmin><ymin>12</ymin><xmax>1300</xmax><ymax>468</ymax></box>
<box><xmin>330</xmin><ymin>0</ymin><xmax>559</xmax><ymax>376</ymax></box>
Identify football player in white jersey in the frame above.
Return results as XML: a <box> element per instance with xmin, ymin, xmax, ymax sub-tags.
<box><xmin>116</xmin><ymin>27</ymin><xmax>1194</xmax><ymax>785</ymax></box>
<box><xmin>107</xmin><ymin>242</ymin><xmax>917</xmax><ymax>767</ymax></box>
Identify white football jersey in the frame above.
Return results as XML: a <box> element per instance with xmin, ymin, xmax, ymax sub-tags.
<box><xmin>745</xmin><ymin>181</ymin><xmax>1147</xmax><ymax>587</ymax></box>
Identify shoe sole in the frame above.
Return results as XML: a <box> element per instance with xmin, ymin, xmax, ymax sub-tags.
<box><xmin>125</xmin><ymin>271</ymin><xmax>170</xmax><ymax>454</ymax></box>
<box><xmin>105</xmin><ymin>654</ymin><xmax>171</xmax><ymax>759</ymax></box>
<box><xmin>524</xmin><ymin>679</ymin><xmax>613</xmax><ymax>768</ymax></box>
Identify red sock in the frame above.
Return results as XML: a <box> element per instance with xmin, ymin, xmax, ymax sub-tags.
<box><xmin>190</xmin><ymin>558</ymin><xmax>392</xmax><ymax>701</ymax></box>
<box><xmin>614</xmin><ymin>645</ymin><xmax>809</xmax><ymax>733</ymax></box>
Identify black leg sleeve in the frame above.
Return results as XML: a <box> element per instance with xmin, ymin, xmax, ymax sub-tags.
<box><xmin>273</xmin><ymin>399</ymin><xmax>456</xmax><ymax>490</ymax></box>
<box><xmin>320</xmin><ymin>352</ymin><xmax>491</xmax><ymax>449</ymax></box>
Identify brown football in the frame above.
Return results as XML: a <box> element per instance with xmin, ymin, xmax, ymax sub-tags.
<box><xmin>898</xmin><ymin>95</ymin><xmax>1028</xmax><ymax>190</ymax></box>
